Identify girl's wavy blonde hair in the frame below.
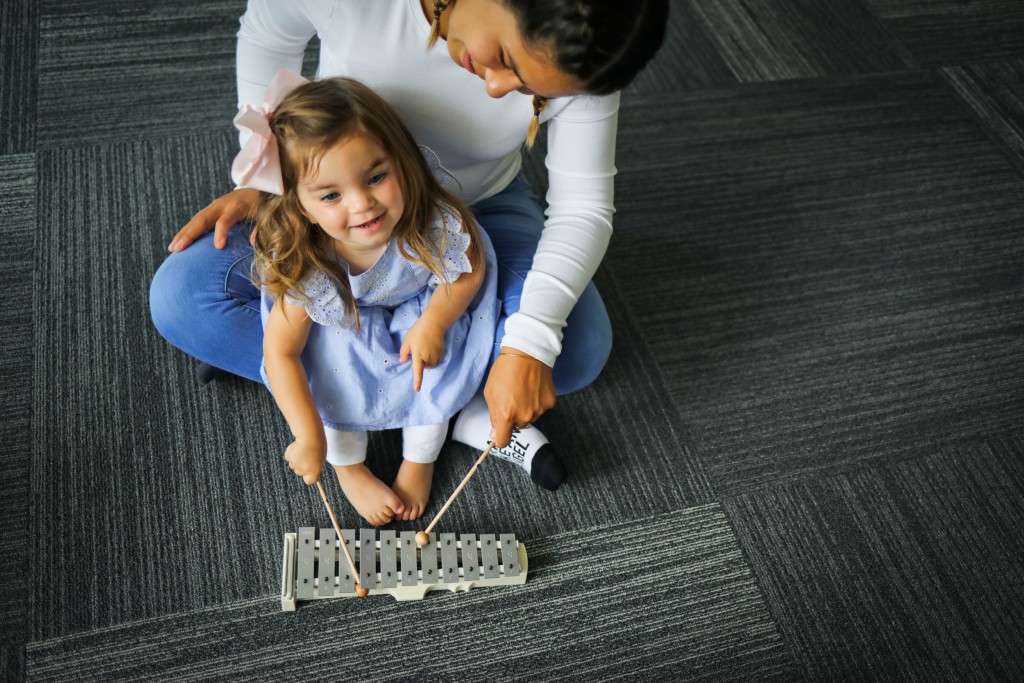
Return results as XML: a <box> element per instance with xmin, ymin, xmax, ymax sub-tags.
<box><xmin>252</xmin><ymin>77</ymin><xmax>483</xmax><ymax>327</ymax></box>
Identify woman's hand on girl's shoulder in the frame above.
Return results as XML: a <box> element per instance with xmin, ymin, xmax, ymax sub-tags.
<box><xmin>167</xmin><ymin>188</ymin><xmax>260</xmax><ymax>253</ymax></box>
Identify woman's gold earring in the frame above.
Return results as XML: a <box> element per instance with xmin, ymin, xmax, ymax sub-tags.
<box><xmin>427</xmin><ymin>0</ymin><xmax>451</xmax><ymax>48</ymax></box>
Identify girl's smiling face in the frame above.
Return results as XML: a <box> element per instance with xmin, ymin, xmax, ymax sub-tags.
<box><xmin>295</xmin><ymin>133</ymin><xmax>405</xmax><ymax>265</ymax></box>
<box><xmin>433</xmin><ymin>0</ymin><xmax>583</xmax><ymax>99</ymax></box>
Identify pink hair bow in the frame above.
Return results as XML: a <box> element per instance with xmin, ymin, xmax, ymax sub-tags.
<box><xmin>230</xmin><ymin>69</ymin><xmax>310</xmax><ymax>194</ymax></box>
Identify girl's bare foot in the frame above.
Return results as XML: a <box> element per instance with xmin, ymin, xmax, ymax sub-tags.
<box><xmin>332</xmin><ymin>463</ymin><xmax>404</xmax><ymax>526</ymax></box>
<box><xmin>392</xmin><ymin>461</ymin><xmax>434</xmax><ymax>521</ymax></box>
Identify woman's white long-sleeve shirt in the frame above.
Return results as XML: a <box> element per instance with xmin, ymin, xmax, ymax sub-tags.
<box><xmin>237</xmin><ymin>0</ymin><xmax>618</xmax><ymax>367</ymax></box>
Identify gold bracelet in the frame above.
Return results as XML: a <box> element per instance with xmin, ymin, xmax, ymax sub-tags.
<box><xmin>498</xmin><ymin>352</ymin><xmax>532</xmax><ymax>359</ymax></box>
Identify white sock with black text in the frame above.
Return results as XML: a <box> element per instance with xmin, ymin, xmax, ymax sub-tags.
<box><xmin>451</xmin><ymin>393</ymin><xmax>565</xmax><ymax>490</ymax></box>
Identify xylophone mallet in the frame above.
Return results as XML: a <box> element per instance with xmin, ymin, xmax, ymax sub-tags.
<box><xmin>416</xmin><ymin>441</ymin><xmax>496</xmax><ymax>547</ymax></box>
<box><xmin>316</xmin><ymin>480</ymin><xmax>369</xmax><ymax>598</ymax></box>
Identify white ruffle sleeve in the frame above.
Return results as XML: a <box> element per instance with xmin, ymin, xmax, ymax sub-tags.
<box><xmin>286</xmin><ymin>270</ymin><xmax>349</xmax><ymax>327</ymax></box>
<box><xmin>425</xmin><ymin>207</ymin><xmax>474</xmax><ymax>287</ymax></box>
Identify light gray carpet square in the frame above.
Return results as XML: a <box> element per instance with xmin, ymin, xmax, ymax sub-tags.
<box><xmin>723</xmin><ymin>432</ymin><xmax>1024</xmax><ymax>681</ymax></box>
<box><xmin>26</xmin><ymin>506</ymin><xmax>798</xmax><ymax>682</ymax></box>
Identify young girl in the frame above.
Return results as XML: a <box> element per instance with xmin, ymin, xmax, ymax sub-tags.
<box><xmin>238</xmin><ymin>71</ymin><xmax>498</xmax><ymax>526</ymax></box>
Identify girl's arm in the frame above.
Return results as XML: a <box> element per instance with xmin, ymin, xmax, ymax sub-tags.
<box><xmin>420</xmin><ymin>250</ymin><xmax>485</xmax><ymax>334</ymax></box>
<box><xmin>264</xmin><ymin>297</ymin><xmax>325</xmax><ymax>484</ymax></box>
<box><xmin>400</xmin><ymin>246</ymin><xmax>485</xmax><ymax>392</ymax></box>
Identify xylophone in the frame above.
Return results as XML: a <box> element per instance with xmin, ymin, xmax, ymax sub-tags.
<box><xmin>280</xmin><ymin>527</ymin><xmax>528</xmax><ymax>609</ymax></box>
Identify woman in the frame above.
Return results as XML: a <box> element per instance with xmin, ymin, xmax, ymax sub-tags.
<box><xmin>150</xmin><ymin>0</ymin><xmax>669</xmax><ymax>491</ymax></box>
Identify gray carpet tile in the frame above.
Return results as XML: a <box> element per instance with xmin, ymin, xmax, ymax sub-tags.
<box><xmin>0</xmin><ymin>1</ymin><xmax>39</xmax><ymax>154</ymax></box>
<box><xmin>0</xmin><ymin>153</ymin><xmax>35</xmax><ymax>683</ymax></box>
<box><xmin>941</xmin><ymin>59</ymin><xmax>1024</xmax><ymax>178</ymax></box>
<box><xmin>685</xmin><ymin>0</ymin><xmax>909</xmax><ymax>83</ymax></box>
<box><xmin>489</xmin><ymin>266</ymin><xmax>716</xmax><ymax>524</ymax></box>
<box><xmin>440</xmin><ymin>257</ymin><xmax>716</xmax><ymax>535</ymax></box>
<box><xmin>0</xmin><ymin>646</ymin><xmax>24</xmax><ymax>683</ymax></box>
<box><xmin>25</xmin><ymin>506</ymin><xmax>798</xmax><ymax>682</ymax></box>
<box><xmin>30</xmin><ymin>132</ymin><xmax>712</xmax><ymax>640</ymax></box>
<box><xmin>30</xmin><ymin>133</ymin><xmax>278</xmax><ymax>639</ymax></box>
<box><xmin>626</xmin><ymin>0</ymin><xmax>738</xmax><ymax>93</ymax></box>
<box><xmin>36</xmin><ymin>1</ymin><xmax>243</xmax><ymax>149</ymax></box>
<box><xmin>610</xmin><ymin>74</ymin><xmax>1024</xmax><ymax>496</ymax></box>
<box><xmin>863</xmin><ymin>0</ymin><xmax>1024</xmax><ymax>67</ymax></box>
<box><xmin>723</xmin><ymin>431</ymin><xmax>1024</xmax><ymax>681</ymax></box>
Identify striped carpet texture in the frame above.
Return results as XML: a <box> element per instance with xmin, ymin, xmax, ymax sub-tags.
<box><xmin>725</xmin><ymin>433</ymin><xmax>1024</xmax><ymax>680</ymax></box>
<box><xmin>25</xmin><ymin>508</ymin><xmax>796</xmax><ymax>682</ymax></box>
<box><xmin>941</xmin><ymin>60</ymin><xmax>1024</xmax><ymax>177</ymax></box>
<box><xmin>612</xmin><ymin>74</ymin><xmax>1024</xmax><ymax>496</ymax></box>
<box><xmin>3</xmin><ymin>0</ymin><xmax>1024</xmax><ymax>680</ymax></box>
<box><xmin>0</xmin><ymin>154</ymin><xmax>36</xmax><ymax>681</ymax></box>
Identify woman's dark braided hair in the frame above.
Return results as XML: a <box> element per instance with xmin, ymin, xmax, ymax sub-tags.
<box><xmin>505</xmin><ymin>0</ymin><xmax>667</xmax><ymax>147</ymax></box>
<box><xmin>505</xmin><ymin>0</ymin><xmax>669</xmax><ymax>96</ymax></box>
<box><xmin>427</xmin><ymin>0</ymin><xmax>668</xmax><ymax>147</ymax></box>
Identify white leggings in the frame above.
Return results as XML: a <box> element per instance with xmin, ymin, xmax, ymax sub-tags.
<box><xmin>324</xmin><ymin>421</ymin><xmax>449</xmax><ymax>467</ymax></box>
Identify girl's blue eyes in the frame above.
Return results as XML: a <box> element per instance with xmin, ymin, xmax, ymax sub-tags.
<box><xmin>318</xmin><ymin>173</ymin><xmax>387</xmax><ymax>202</ymax></box>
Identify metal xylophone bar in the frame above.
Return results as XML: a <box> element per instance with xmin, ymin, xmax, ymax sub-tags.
<box><xmin>281</xmin><ymin>527</ymin><xmax>528</xmax><ymax>609</ymax></box>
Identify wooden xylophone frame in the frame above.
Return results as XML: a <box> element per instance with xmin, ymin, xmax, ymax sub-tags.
<box><xmin>281</xmin><ymin>527</ymin><xmax>528</xmax><ymax>609</ymax></box>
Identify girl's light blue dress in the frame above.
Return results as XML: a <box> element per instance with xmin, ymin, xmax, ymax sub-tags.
<box><xmin>259</xmin><ymin>204</ymin><xmax>499</xmax><ymax>431</ymax></box>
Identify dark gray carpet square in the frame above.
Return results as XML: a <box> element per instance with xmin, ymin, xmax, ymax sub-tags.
<box><xmin>0</xmin><ymin>0</ymin><xmax>38</xmax><ymax>154</ymax></box>
<box><xmin>941</xmin><ymin>59</ymin><xmax>1024</xmax><ymax>178</ymax></box>
<box><xmin>863</xmin><ymin>0</ymin><xmax>1024</xmax><ymax>66</ymax></box>
<box><xmin>36</xmin><ymin>2</ymin><xmax>243</xmax><ymax>149</ymax></box>
<box><xmin>33</xmin><ymin>1</ymin><xmax>349</xmax><ymax>151</ymax></box>
<box><xmin>26</xmin><ymin>506</ymin><xmax>798</xmax><ymax>682</ymax></box>
<box><xmin>0</xmin><ymin>153</ymin><xmax>35</xmax><ymax>683</ymax></box>
<box><xmin>611</xmin><ymin>74</ymin><xmax>1024</xmax><ymax>495</ymax></box>
<box><xmin>680</xmin><ymin>0</ymin><xmax>908</xmax><ymax>83</ymax></box>
<box><xmin>626</xmin><ymin>0</ymin><xmax>738</xmax><ymax>93</ymax></box>
<box><xmin>723</xmin><ymin>432</ymin><xmax>1024</xmax><ymax>681</ymax></box>
<box><xmin>30</xmin><ymin>134</ymin><xmax>279</xmax><ymax>640</ymax></box>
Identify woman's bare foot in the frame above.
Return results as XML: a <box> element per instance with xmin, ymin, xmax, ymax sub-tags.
<box><xmin>392</xmin><ymin>461</ymin><xmax>434</xmax><ymax>521</ymax></box>
<box><xmin>332</xmin><ymin>463</ymin><xmax>404</xmax><ymax>526</ymax></box>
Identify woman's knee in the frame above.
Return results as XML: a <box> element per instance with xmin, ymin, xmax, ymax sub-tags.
<box><xmin>149</xmin><ymin>251</ymin><xmax>198</xmax><ymax>343</ymax></box>
<box><xmin>553</xmin><ymin>282</ymin><xmax>612</xmax><ymax>395</ymax></box>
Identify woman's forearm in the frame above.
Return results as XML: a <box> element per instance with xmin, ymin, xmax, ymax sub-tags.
<box><xmin>501</xmin><ymin>92</ymin><xmax>620</xmax><ymax>366</ymax></box>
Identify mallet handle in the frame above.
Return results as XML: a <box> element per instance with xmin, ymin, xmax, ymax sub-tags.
<box><xmin>316</xmin><ymin>480</ymin><xmax>361</xmax><ymax>584</ymax></box>
<box><xmin>423</xmin><ymin>441</ymin><xmax>495</xmax><ymax>535</ymax></box>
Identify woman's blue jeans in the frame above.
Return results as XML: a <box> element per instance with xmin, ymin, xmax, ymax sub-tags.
<box><xmin>149</xmin><ymin>175</ymin><xmax>611</xmax><ymax>394</ymax></box>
